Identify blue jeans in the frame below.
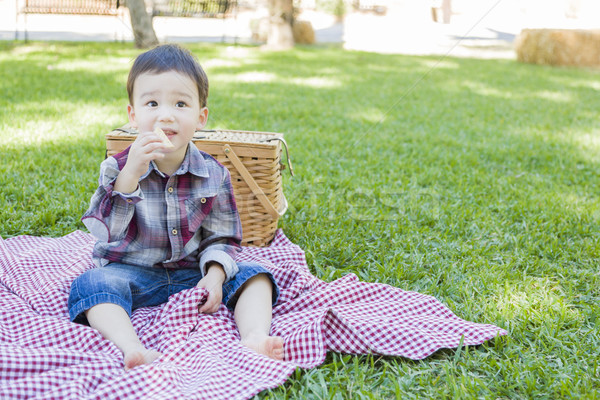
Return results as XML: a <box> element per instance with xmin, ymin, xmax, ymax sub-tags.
<box><xmin>68</xmin><ymin>262</ymin><xmax>279</xmax><ymax>324</ymax></box>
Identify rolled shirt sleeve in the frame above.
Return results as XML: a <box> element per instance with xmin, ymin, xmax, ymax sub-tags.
<box><xmin>199</xmin><ymin>249</ymin><xmax>238</xmax><ymax>281</ymax></box>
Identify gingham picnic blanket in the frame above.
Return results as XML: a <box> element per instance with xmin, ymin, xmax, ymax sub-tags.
<box><xmin>0</xmin><ymin>229</ymin><xmax>506</xmax><ymax>399</ymax></box>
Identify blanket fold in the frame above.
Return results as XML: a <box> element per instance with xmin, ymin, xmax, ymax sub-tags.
<box><xmin>0</xmin><ymin>229</ymin><xmax>506</xmax><ymax>399</ymax></box>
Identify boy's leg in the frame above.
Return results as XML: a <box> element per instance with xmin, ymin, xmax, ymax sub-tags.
<box><xmin>69</xmin><ymin>263</ymin><xmax>174</xmax><ymax>369</ymax></box>
<box><xmin>233</xmin><ymin>274</ymin><xmax>284</xmax><ymax>360</ymax></box>
<box><xmin>85</xmin><ymin>303</ymin><xmax>162</xmax><ymax>370</ymax></box>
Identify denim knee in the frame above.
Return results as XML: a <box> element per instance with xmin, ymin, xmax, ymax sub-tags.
<box><xmin>223</xmin><ymin>263</ymin><xmax>279</xmax><ymax>310</ymax></box>
<box><xmin>68</xmin><ymin>267</ymin><xmax>133</xmax><ymax>324</ymax></box>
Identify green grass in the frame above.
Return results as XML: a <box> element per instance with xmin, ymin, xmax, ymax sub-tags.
<box><xmin>1</xmin><ymin>41</ymin><xmax>600</xmax><ymax>399</ymax></box>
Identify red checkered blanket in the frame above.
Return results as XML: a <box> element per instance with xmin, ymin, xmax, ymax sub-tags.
<box><xmin>0</xmin><ymin>230</ymin><xmax>506</xmax><ymax>399</ymax></box>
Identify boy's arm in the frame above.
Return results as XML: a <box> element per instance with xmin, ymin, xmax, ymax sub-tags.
<box><xmin>82</xmin><ymin>157</ymin><xmax>142</xmax><ymax>243</ymax></box>
<box><xmin>82</xmin><ymin>132</ymin><xmax>167</xmax><ymax>242</ymax></box>
<box><xmin>196</xmin><ymin>262</ymin><xmax>226</xmax><ymax>313</ymax></box>
<box><xmin>198</xmin><ymin>167</ymin><xmax>242</xmax><ymax>282</ymax></box>
<box><xmin>81</xmin><ymin>157</ymin><xmax>143</xmax><ymax>243</ymax></box>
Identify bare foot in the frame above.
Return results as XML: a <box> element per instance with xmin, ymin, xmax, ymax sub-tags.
<box><xmin>241</xmin><ymin>334</ymin><xmax>284</xmax><ymax>361</ymax></box>
<box><xmin>123</xmin><ymin>348</ymin><xmax>163</xmax><ymax>370</ymax></box>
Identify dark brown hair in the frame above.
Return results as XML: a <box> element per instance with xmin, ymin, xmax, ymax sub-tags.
<box><xmin>127</xmin><ymin>44</ymin><xmax>209</xmax><ymax>108</ymax></box>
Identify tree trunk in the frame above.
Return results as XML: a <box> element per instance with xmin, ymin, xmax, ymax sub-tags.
<box><xmin>266</xmin><ymin>0</ymin><xmax>294</xmax><ymax>50</ymax></box>
<box><xmin>125</xmin><ymin>0</ymin><xmax>159</xmax><ymax>48</ymax></box>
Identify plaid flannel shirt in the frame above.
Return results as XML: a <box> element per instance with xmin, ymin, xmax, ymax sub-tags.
<box><xmin>82</xmin><ymin>143</ymin><xmax>242</xmax><ymax>281</ymax></box>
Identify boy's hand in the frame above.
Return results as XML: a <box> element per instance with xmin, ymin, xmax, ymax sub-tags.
<box><xmin>115</xmin><ymin>131</ymin><xmax>167</xmax><ymax>193</ymax></box>
<box><xmin>197</xmin><ymin>262</ymin><xmax>226</xmax><ymax>314</ymax></box>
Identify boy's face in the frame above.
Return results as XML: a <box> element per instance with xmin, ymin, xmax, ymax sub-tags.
<box><xmin>127</xmin><ymin>70</ymin><xmax>208</xmax><ymax>161</ymax></box>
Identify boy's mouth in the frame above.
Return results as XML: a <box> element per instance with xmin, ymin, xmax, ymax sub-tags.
<box><xmin>161</xmin><ymin>128</ymin><xmax>177</xmax><ymax>137</ymax></box>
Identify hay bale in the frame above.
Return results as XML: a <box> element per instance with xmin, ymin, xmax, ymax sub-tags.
<box><xmin>293</xmin><ymin>20</ymin><xmax>315</xmax><ymax>44</ymax></box>
<box><xmin>515</xmin><ymin>29</ymin><xmax>600</xmax><ymax>67</ymax></box>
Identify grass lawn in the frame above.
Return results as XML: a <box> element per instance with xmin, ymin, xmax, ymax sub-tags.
<box><xmin>1</xmin><ymin>41</ymin><xmax>599</xmax><ymax>399</ymax></box>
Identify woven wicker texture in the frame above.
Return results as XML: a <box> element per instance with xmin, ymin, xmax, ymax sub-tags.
<box><xmin>194</xmin><ymin>130</ymin><xmax>280</xmax><ymax>143</ymax></box>
<box><xmin>106</xmin><ymin>127</ymin><xmax>288</xmax><ymax>247</ymax></box>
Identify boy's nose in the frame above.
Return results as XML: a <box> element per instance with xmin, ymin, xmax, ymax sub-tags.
<box><xmin>158</xmin><ymin>106</ymin><xmax>175</xmax><ymax>122</ymax></box>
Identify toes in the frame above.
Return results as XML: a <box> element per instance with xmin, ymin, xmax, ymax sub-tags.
<box><xmin>124</xmin><ymin>350</ymin><xmax>163</xmax><ymax>370</ymax></box>
<box><xmin>241</xmin><ymin>335</ymin><xmax>285</xmax><ymax>361</ymax></box>
<box><xmin>267</xmin><ymin>337</ymin><xmax>285</xmax><ymax>360</ymax></box>
<box><xmin>124</xmin><ymin>352</ymin><xmax>146</xmax><ymax>370</ymax></box>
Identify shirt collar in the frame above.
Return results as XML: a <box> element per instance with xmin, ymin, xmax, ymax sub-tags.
<box><xmin>142</xmin><ymin>143</ymin><xmax>210</xmax><ymax>180</ymax></box>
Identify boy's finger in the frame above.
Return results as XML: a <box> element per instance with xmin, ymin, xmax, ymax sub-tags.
<box><xmin>199</xmin><ymin>305</ymin><xmax>216</xmax><ymax>314</ymax></box>
<box><xmin>198</xmin><ymin>298</ymin><xmax>217</xmax><ymax>314</ymax></box>
<box><xmin>135</xmin><ymin>131</ymin><xmax>162</xmax><ymax>146</ymax></box>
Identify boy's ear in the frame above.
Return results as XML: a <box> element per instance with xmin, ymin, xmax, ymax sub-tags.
<box><xmin>197</xmin><ymin>107</ymin><xmax>209</xmax><ymax>130</ymax></box>
<box><xmin>127</xmin><ymin>104</ymin><xmax>137</xmax><ymax>128</ymax></box>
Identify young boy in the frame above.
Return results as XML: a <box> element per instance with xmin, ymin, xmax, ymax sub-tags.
<box><xmin>68</xmin><ymin>44</ymin><xmax>284</xmax><ymax>369</ymax></box>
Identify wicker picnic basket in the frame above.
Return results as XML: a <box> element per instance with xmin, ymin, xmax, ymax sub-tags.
<box><xmin>106</xmin><ymin>126</ymin><xmax>293</xmax><ymax>247</ymax></box>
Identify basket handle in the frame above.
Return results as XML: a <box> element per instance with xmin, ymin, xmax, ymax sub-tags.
<box><xmin>222</xmin><ymin>144</ymin><xmax>283</xmax><ymax>220</ymax></box>
<box><xmin>265</xmin><ymin>137</ymin><xmax>294</xmax><ymax>177</ymax></box>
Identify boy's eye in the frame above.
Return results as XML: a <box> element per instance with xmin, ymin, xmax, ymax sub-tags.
<box><xmin>146</xmin><ymin>101</ymin><xmax>158</xmax><ymax>107</ymax></box>
<box><xmin>176</xmin><ymin>101</ymin><xmax>187</xmax><ymax>108</ymax></box>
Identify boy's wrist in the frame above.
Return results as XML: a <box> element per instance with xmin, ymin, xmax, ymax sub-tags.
<box><xmin>114</xmin><ymin>167</ymin><xmax>141</xmax><ymax>194</ymax></box>
<box><xmin>205</xmin><ymin>262</ymin><xmax>226</xmax><ymax>281</ymax></box>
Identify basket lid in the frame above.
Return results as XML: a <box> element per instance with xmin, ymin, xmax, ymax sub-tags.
<box><xmin>194</xmin><ymin>130</ymin><xmax>283</xmax><ymax>144</ymax></box>
<box><xmin>108</xmin><ymin>125</ymin><xmax>283</xmax><ymax>145</ymax></box>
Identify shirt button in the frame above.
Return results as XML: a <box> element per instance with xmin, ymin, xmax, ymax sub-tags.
<box><xmin>200</xmin><ymin>197</ymin><xmax>206</xmax><ymax>204</ymax></box>
<box><xmin>171</xmin><ymin>229</ymin><xmax>178</xmax><ymax>235</ymax></box>
<box><xmin>126</xmin><ymin>199</ymin><xmax>133</xmax><ymax>203</ymax></box>
<box><xmin>168</xmin><ymin>187</ymin><xmax>174</xmax><ymax>193</ymax></box>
